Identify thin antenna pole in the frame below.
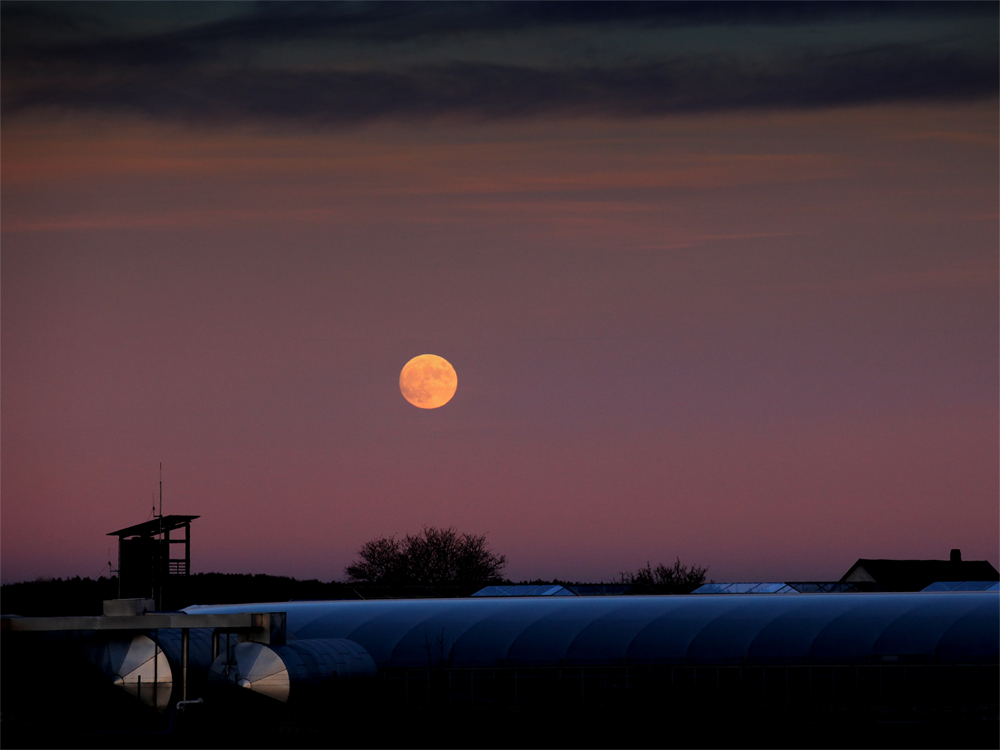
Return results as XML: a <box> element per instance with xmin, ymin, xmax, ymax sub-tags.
<box><xmin>157</xmin><ymin>463</ymin><xmax>163</xmax><ymax>610</ymax></box>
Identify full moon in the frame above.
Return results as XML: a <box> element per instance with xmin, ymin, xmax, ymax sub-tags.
<box><xmin>399</xmin><ymin>354</ymin><xmax>458</xmax><ymax>409</ymax></box>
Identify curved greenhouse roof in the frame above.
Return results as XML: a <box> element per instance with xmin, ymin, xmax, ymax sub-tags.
<box><xmin>187</xmin><ymin>592</ymin><xmax>998</xmax><ymax>669</ymax></box>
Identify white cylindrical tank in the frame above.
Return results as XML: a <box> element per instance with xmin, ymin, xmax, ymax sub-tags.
<box><xmin>84</xmin><ymin>634</ymin><xmax>172</xmax><ymax>711</ymax></box>
<box><xmin>207</xmin><ymin>638</ymin><xmax>376</xmax><ymax>703</ymax></box>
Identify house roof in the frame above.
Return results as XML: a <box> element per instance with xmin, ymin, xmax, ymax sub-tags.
<box><xmin>841</xmin><ymin>558</ymin><xmax>999</xmax><ymax>591</ymax></box>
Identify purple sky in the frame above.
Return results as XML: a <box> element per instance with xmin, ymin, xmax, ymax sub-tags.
<box><xmin>2</xmin><ymin>3</ymin><xmax>997</xmax><ymax>585</ymax></box>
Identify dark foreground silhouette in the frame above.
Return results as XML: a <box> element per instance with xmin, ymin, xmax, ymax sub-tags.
<box><xmin>3</xmin><ymin>576</ymin><xmax>996</xmax><ymax>749</ymax></box>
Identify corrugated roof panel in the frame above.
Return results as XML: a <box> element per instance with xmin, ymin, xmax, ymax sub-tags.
<box><xmin>449</xmin><ymin>600</ymin><xmax>559</xmax><ymax>668</ymax></box>
<box><xmin>872</xmin><ymin>594</ymin><xmax>984</xmax><ymax>657</ymax></box>
<box><xmin>388</xmin><ymin>602</ymin><xmax>498</xmax><ymax>667</ymax></box>
<box><xmin>565</xmin><ymin>599</ymin><xmax>677</xmax><ymax>665</ymax></box>
<box><xmin>687</xmin><ymin>597</ymin><xmax>799</xmax><ymax>663</ymax></box>
<box><xmin>345</xmin><ymin>601</ymin><xmax>452</xmax><ymax>665</ymax></box>
<box><xmin>625</xmin><ymin>597</ymin><xmax>744</xmax><ymax>662</ymax></box>
<box><xmin>808</xmin><ymin>595</ymin><xmax>924</xmax><ymax>661</ymax></box>
<box><xmin>935</xmin><ymin>598</ymin><xmax>1000</xmax><ymax>661</ymax></box>
<box><xmin>747</xmin><ymin>596</ymin><xmax>868</xmax><ymax>662</ymax></box>
<box><xmin>507</xmin><ymin>599</ymin><xmax>625</xmax><ymax>665</ymax></box>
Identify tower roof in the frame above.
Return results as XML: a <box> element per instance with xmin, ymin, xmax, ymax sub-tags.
<box><xmin>107</xmin><ymin>515</ymin><xmax>199</xmax><ymax>538</ymax></box>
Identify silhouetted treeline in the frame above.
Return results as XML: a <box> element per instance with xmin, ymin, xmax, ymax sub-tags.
<box><xmin>618</xmin><ymin>558</ymin><xmax>709</xmax><ymax>593</ymax></box>
<box><xmin>1</xmin><ymin>574</ymin><xmax>499</xmax><ymax>616</ymax></box>
<box><xmin>175</xmin><ymin>573</ymin><xmax>494</xmax><ymax>608</ymax></box>
<box><xmin>2</xmin><ymin>572</ymin><xmax>708</xmax><ymax>617</ymax></box>
<box><xmin>1</xmin><ymin>576</ymin><xmax>119</xmax><ymax>616</ymax></box>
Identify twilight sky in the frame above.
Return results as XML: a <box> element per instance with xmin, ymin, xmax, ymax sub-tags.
<box><xmin>3</xmin><ymin>2</ymin><xmax>997</xmax><ymax>586</ymax></box>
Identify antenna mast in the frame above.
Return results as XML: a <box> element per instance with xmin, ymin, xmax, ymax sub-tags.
<box><xmin>156</xmin><ymin>462</ymin><xmax>163</xmax><ymax>610</ymax></box>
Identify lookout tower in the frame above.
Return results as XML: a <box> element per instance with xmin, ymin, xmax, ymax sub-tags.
<box><xmin>107</xmin><ymin>515</ymin><xmax>199</xmax><ymax>609</ymax></box>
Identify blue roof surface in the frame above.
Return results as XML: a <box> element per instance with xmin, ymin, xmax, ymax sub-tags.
<box><xmin>472</xmin><ymin>584</ymin><xmax>634</xmax><ymax>596</ymax></box>
<box><xmin>472</xmin><ymin>584</ymin><xmax>576</xmax><ymax>597</ymax></box>
<box><xmin>693</xmin><ymin>582</ymin><xmax>864</xmax><ymax>594</ymax></box>
<box><xmin>921</xmin><ymin>581</ymin><xmax>1000</xmax><ymax>592</ymax></box>
<box><xmin>694</xmin><ymin>582</ymin><xmax>797</xmax><ymax>594</ymax></box>
<box><xmin>186</xmin><ymin>592</ymin><xmax>998</xmax><ymax>669</ymax></box>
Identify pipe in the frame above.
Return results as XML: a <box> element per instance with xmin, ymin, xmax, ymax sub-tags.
<box><xmin>175</xmin><ymin>698</ymin><xmax>203</xmax><ymax>712</ymax></box>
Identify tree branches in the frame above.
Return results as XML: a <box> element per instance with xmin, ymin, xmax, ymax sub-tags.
<box><xmin>344</xmin><ymin>526</ymin><xmax>507</xmax><ymax>586</ymax></box>
<box><xmin>619</xmin><ymin>558</ymin><xmax>708</xmax><ymax>593</ymax></box>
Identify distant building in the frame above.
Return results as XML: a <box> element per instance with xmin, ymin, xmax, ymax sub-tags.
<box><xmin>840</xmin><ymin>549</ymin><xmax>999</xmax><ymax>592</ymax></box>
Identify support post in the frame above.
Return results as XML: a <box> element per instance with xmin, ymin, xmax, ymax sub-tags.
<box><xmin>153</xmin><ymin>629</ymin><xmax>158</xmax><ymax>708</ymax></box>
<box><xmin>181</xmin><ymin>628</ymin><xmax>190</xmax><ymax>702</ymax></box>
<box><xmin>162</xmin><ymin>528</ymin><xmax>170</xmax><ymax>608</ymax></box>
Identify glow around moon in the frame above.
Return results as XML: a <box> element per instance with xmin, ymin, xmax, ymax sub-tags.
<box><xmin>399</xmin><ymin>354</ymin><xmax>458</xmax><ymax>409</ymax></box>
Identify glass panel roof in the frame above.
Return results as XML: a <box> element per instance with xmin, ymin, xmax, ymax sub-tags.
<box><xmin>471</xmin><ymin>585</ymin><xmax>578</xmax><ymax>597</ymax></box>
<box><xmin>921</xmin><ymin>581</ymin><xmax>999</xmax><ymax>592</ymax></box>
<box><xmin>692</xmin><ymin>582</ymin><xmax>799</xmax><ymax>594</ymax></box>
<box><xmin>694</xmin><ymin>582</ymin><xmax>870</xmax><ymax>594</ymax></box>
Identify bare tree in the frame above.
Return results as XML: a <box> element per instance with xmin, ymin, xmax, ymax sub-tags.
<box><xmin>619</xmin><ymin>557</ymin><xmax>708</xmax><ymax>593</ymax></box>
<box><xmin>345</xmin><ymin>526</ymin><xmax>506</xmax><ymax>586</ymax></box>
<box><xmin>343</xmin><ymin>535</ymin><xmax>407</xmax><ymax>585</ymax></box>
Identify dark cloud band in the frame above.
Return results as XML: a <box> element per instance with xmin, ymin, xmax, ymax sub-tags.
<box><xmin>4</xmin><ymin>53</ymin><xmax>997</xmax><ymax>125</ymax></box>
<box><xmin>3</xmin><ymin>1</ymin><xmax>996</xmax><ymax>124</ymax></box>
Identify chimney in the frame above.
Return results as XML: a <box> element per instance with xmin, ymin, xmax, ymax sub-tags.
<box><xmin>950</xmin><ymin>549</ymin><xmax>961</xmax><ymax>563</ymax></box>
